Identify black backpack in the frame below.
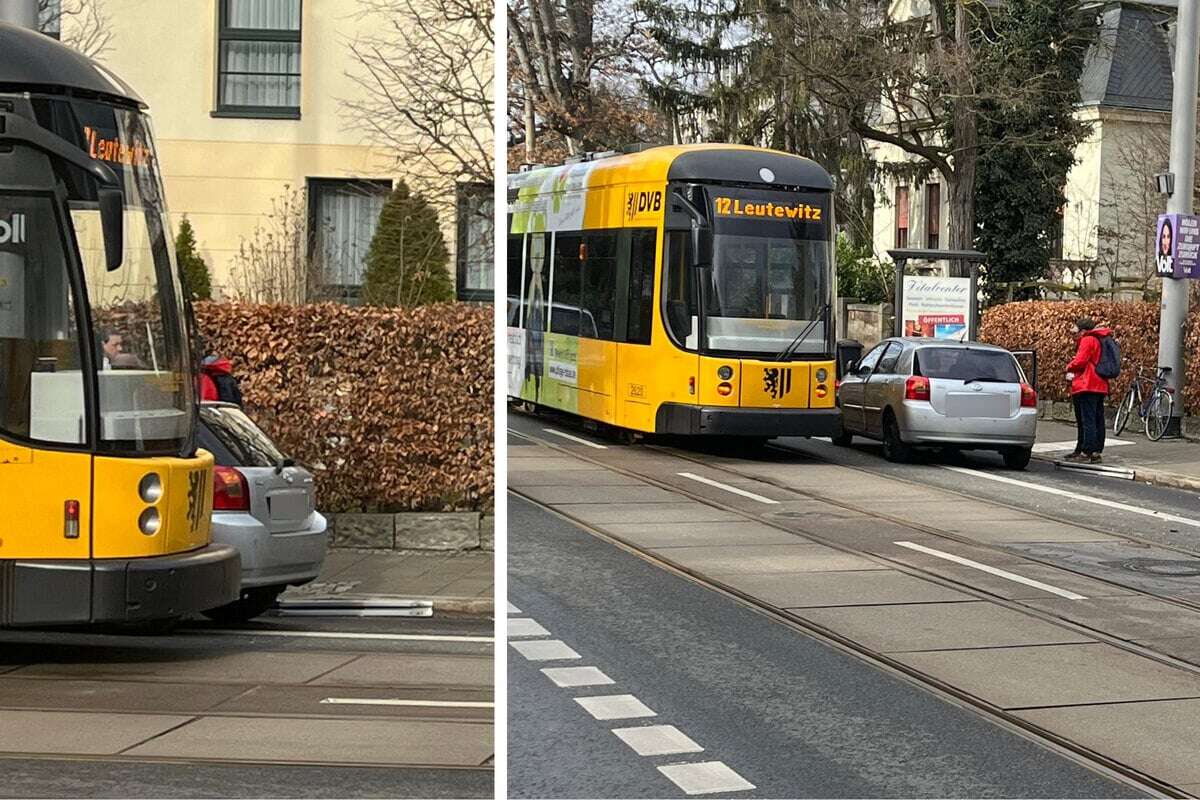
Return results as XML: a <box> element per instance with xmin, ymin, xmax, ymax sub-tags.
<box><xmin>213</xmin><ymin>373</ymin><xmax>243</xmax><ymax>406</ymax></box>
<box><xmin>1096</xmin><ymin>335</ymin><xmax>1121</xmax><ymax>380</ymax></box>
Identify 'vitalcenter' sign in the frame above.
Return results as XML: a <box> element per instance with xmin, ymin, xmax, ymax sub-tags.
<box><xmin>900</xmin><ymin>276</ymin><xmax>971</xmax><ymax>341</ymax></box>
<box><xmin>1156</xmin><ymin>213</ymin><xmax>1200</xmax><ymax>278</ymax></box>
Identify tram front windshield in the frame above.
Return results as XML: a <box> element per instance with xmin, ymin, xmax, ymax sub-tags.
<box><xmin>0</xmin><ymin>97</ymin><xmax>194</xmax><ymax>454</ymax></box>
<box><xmin>705</xmin><ymin>187</ymin><xmax>831</xmax><ymax>356</ymax></box>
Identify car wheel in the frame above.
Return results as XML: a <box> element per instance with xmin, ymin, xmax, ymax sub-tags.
<box><xmin>202</xmin><ymin>586</ymin><xmax>284</xmax><ymax>624</ymax></box>
<box><xmin>1001</xmin><ymin>447</ymin><xmax>1032</xmax><ymax>470</ymax></box>
<box><xmin>881</xmin><ymin>413</ymin><xmax>912</xmax><ymax>463</ymax></box>
<box><xmin>831</xmin><ymin>422</ymin><xmax>853</xmax><ymax>446</ymax></box>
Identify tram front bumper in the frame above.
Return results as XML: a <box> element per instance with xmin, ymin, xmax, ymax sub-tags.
<box><xmin>0</xmin><ymin>544</ymin><xmax>241</xmax><ymax>627</ymax></box>
<box><xmin>656</xmin><ymin>403</ymin><xmax>841</xmax><ymax>438</ymax></box>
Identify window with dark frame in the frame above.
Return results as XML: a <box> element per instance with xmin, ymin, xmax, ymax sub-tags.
<box><xmin>306</xmin><ymin>178</ymin><xmax>391</xmax><ymax>302</ymax></box>
<box><xmin>626</xmin><ymin>229</ymin><xmax>657</xmax><ymax>345</ymax></box>
<box><xmin>895</xmin><ymin>185</ymin><xmax>909</xmax><ymax>249</ymax></box>
<box><xmin>456</xmin><ymin>182</ymin><xmax>494</xmax><ymax>302</ymax></box>
<box><xmin>216</xmin><ymin>0</ymin><xmax>302</xmax><ymax>119</ymax></box>
<box><xmin>925</xmin><ymin>183</ymin><xmax>940</xmax><ymax>249</ymax></box>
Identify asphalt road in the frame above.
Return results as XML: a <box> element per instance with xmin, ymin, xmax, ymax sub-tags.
<box><xmin>507</xmin><ymin>491</ymin><xmax>1143</xmax><ymax>799</ymax></box>
<box><xmin>0</xmin><ymin>613</ymin><xmax>494</xmax><ymax>799</ymax></box>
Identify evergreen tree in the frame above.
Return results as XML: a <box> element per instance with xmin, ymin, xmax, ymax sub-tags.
<box><xmin>174</xmin><ymin>215</ymin><xmax>212</xmax><ymax>300</ymax></box>
<box><xmin>362</xmin><ymin>180</ymin><xmax>452</xmax><ymax>306</ymax></box>
<box><xmin>973</xmin><ymin>0</ymin><xmax>1093</xmax><ymax>304</ymax></box>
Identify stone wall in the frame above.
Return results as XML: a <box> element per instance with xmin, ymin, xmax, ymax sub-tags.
<box><xmin>331</xmin><ymin>512</ymin><xmax>495</xmax><ymax>551</ymax></box>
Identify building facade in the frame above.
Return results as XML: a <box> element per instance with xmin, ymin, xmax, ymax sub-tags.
<box><xmin>56</xmin><ymin>0</ymin><xmax>493</xmax><ymax>302</ymax></box>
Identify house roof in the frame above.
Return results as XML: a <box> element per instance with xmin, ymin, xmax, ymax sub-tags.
<box><xmin>1079</xmin><ymin>3</ymin><xmax>1174</xmax><ymax>112</ymax></box>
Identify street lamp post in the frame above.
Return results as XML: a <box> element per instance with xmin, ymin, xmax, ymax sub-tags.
<box><xmin>0</xmin><ymin>0</ymin><xmax>38</xmax><ymax>28</ymax></box>
<box><xmin>1156</xmin><ymin>0</ymin><xmax>1200</xmax><ymax>435</ymax></box>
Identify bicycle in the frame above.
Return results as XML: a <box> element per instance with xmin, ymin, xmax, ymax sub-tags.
<box><xmin>1113</xmin><ymin>365</ymin><xmax>1174</xmax><ymax>441</ymax></box>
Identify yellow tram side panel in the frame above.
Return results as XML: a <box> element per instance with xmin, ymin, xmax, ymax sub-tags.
<box><xmin>0</xmin><ymin>441</ymin><xmax>92</xmax><ymax>560</ymax></box>
<box><xmin>93</xmin><ymin>449</ymin><xmax>213</xmax><ymax>559</ymax></box>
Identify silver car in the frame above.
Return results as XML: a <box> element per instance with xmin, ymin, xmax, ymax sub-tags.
<box><xmin>198</xmin><ymin>402</ymin><xmax>328</xmax><ymax>621</ymax></box>
<box><xmin>834</xmin><ymin>338</ymin><xmax>1037</xmax><ymax>469</ymax></box>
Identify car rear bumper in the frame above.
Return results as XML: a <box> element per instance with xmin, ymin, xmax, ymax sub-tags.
<box><xmin>0</xmin><ymin>544</ymin><xmax>241</xmax><ymax>627</ymax></box>
<box><xmin>211</xmin><ymin>511</ymin><xmax>329</xmax><ymax>589</ymax></box>
<box><xmin>897</xmin><ymin>402</ymin><xmax>1037</xmax><ymax>448</ymax></box>
<box><xmin>656</xmin><ymin>403</ymin><xmax>840</xmax><ymax>437</ymax></box>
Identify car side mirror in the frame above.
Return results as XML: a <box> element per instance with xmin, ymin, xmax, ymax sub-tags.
<box><xmin>99</xmin><ymin>187</ymin><xmax>124</xmax><ymax>271</ymax></box>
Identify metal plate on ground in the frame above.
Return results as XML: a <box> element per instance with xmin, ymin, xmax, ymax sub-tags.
<box><xmin>275</xmin><ymin>597</ymin><xmax>434</xmax><ymax>618</ymax></box>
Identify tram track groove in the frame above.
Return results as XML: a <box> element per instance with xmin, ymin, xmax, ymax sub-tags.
<box><xmin>509</xmin><ymin>419</ymin><xmax>1200</xmax><ymax>796</ymax></box>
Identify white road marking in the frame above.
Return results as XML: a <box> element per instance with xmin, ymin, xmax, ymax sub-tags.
<box><xmin>193</xmin><ymin>629</ymin><xmax>493</xmax><ymax>643</ymax></box>
<box><xmin>321</xmin><ymin>698</ymin><xmax>493</xmax><ymax>708</ymax></box>
<box><xmin>510</xmin><ymin>639</ymin><xmax>581</xmax><ymax>661</ymax></box>
<box><xmin>658</xmin><ymin>761</ymin><xmax>755</xmax><ymax>795</ymax></box>
<box><xmin>575</xmin><ymin>694</ymin><xmax>657</xmax><ymax>721</ymax></box>
<box><xmin>507</xmin><ymin>602</ymin><xmax>522</xmax><ymax>614</ymax></box>
<box><xmin>541</xmin><ymin>666</ymin><xmax>615</xmax><ymax>688</ymax></box>
<box><xmin>508</xmin><ymin>618</ymin><xmax>550</xmax><ymax>638</ymax></box>
<box><xmin>677</xmin><ymin>472</ymin><xmax>780</xmax><ymax>505</ymax></box>
<box><xmin>543</xmin><ymin>428</ymin><xmax>608</xmax><ymax>449</ymax></box>
<box><xmin>894</xmin><ymin>541</ymin><xmax>1087</xmax><ymax>600</ymax></box>
<box><xmin>613</xmin><ymin>724</ymin><xmax>704</xmax><ymax>756</ymax></box>
<box><xmin>1032</xmin><ymin>439</ymin><xmax>1132</xmax><ymax>453</ymax></box>
<box><xmin>941</xmin><ymin>465</ymin><xmax>1200</xmax><ymax>530</ymax></box>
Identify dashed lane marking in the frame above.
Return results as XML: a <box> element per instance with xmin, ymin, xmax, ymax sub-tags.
<box><xmin>941</xmin><ymin>464</ymin><xmax>1200</xmax><ymax>530</ymax></box>
<box><xmin>658</xmin><ymin>761</ymin><xmax>756</xmax><ymax>795</ymax></box>
<box><xmin>192</xmin><ymin>629</ymin><xmax>493</xmax><ymax>643</ymax></box>
<box><xmin>575</xmin><ymin>694</ymin><xmax>657</xmax><ymax>721</ymax></box>
<box><xmin>541</xmin><ymin>666</ymin><xmax>615</xmax><ymax>688</ymax></box>
<box><xmin>894</xmin><ymin>541</ymin><xmax>1087</xmax><ymax>600</ymax></box>
<box><xmin>613</xmin><ymin>724</ymin><xmax>704</xmax><ymax>756</ymax></box>
<box><xmin>507</xmin><ymin>602</ymin><xmax>522</xmax><ymax>614</ymax></box>
<box><xmin>508</xmin><ymin>618</ymin><xmax>550</xmax><ymax>637</ymax></box>
<box><xmin>542</xmin><ymin>428</ymin><xmax>609</xmax><ymax>449</ymax></box>
<box><xmin>677</xmin><ymin>472</ymin><xmax>780</xmax><ymax>505</ymax></box>
<box><xmin>510</xmin><ymin>639</ymin><xmax>581</xmax><ymax>661</ymax></box>
<box><xmin>321</xmin><ymin>698</ymin><xmax>494</xmax><ymax>708</ymax></box>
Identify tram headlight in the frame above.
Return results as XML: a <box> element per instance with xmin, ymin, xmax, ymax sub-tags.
<box><xmin>138</xmin><ymin>473</ymin><xmax>163</xmax><ymax>503</ymax></box>
<box><xmin>138</xmin><ymin>507</ymin><xmax>161</xmax><ymax>535</ymax></box>
<box><xmin>717</xmin><ymin>365</ymin><xmax>734</xmax><ymax>380</ymax></box>
<box><xmin>717</xmin><ymin>381</ymin><xmax>734</xmax><ymax>396</ymax></box>
<box><xmin>815</xmin><ymin>368</ymin><xmax>828</xmax><ymax>383</ymax></box>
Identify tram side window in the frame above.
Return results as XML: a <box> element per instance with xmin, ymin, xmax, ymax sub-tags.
<box><xmin>551</xmin><ymin>233</ymin><xmax>583</xmax><ymax>336</ymax></box>
<box><xmin>522</xmin><ymin>233</ymin><xmax>549</xmax><ymax>334</ymax></box>
<box><xmin>581</xmin><ymin>231</ymin><xmax>617</xmax><ymax>340</ymax></box>
<box><xmin>627</xmin><ymin>229</ymin><xmax>656</xmax><ymax>345</ymax></box>
<box><xmin>0</xmin><ymin>197</ymin><xmax>86</xmax><ymax>445</ymax></box>
<box><xmin>663</xmin><ymin>230</ymin><xmax>698</xmax><ymax>346</ymax></box>
<box><xmin>507</xmin><ymin>232</ymin><xmax>523</xmax><ymax>327</ymax></box>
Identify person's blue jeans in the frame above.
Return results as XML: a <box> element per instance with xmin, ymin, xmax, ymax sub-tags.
<box><xmin>1073</xmin><ymin>392</ymin><xmax>1106</xmax><ymax>455</ymax></box>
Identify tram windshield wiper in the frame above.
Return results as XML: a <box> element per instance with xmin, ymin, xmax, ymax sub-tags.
<box><xmin>775</xmin><ymin>303</ymin><xmax>830</xmax><ymax>362</ymax></box>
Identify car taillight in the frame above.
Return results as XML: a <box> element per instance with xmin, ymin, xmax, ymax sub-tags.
<box><xmin>1020</xmin><ymin>383</ymin><xmax>1037</xmax><ymax>408</ymax></box>
<box><xmin>213</xmin><ymin>466</ymin><xmax>249</xmax><ymax>511</ymax></box>
<box><xmin>905</xmin><ymin>376</ymin><xmax>931</xmax><ymax>402</ymax></box>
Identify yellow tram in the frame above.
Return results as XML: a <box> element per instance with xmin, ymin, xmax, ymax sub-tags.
<box><xmin>506</xmin><ymin>144</ymin><xmax>838</xmax><ymax>438</ymax></box>
<box><xmin>0</xmin><ymin>23</ymin><xmax>239</xmax><ymax>626</ymax></box>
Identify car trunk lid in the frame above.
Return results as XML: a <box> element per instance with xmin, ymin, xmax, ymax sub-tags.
<box><xmin>916</xmin><ymin>346</ymin><xmax>1024</xmax><ymax>419</ymax></box>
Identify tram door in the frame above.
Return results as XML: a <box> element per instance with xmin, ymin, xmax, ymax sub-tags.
<box><xmin>0</xmin><ymin>183</ymin><xmax>93</xmax><ymax>561</ymax></box>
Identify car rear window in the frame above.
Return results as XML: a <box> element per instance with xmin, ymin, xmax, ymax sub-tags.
<box><xmin>914</xmin><ymin>348</ymin><xmax>1021</xmax><ymax>383</ymax></box>
<box><xmin>199</xmin><ymin>405</ymin><xmax>286</xmax><ymax>468</ymax></box>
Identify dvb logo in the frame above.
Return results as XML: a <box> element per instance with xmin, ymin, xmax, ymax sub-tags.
<box><xmin>0</xmin><ymin>214</ymin><xmax>26</xmax><ymax>245</ymax></box>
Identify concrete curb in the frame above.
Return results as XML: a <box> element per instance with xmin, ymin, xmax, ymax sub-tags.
<box><xmin>1032</xmin><ymin>452</ymin><xmax>1200</xmax><ymax>492</ymax></box>
<box><xmin>431</xmin><ymin>596</ymin><xmax>495</xmax><ymax>616</ymax></box>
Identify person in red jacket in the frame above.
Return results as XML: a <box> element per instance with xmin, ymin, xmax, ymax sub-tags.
<box><xmin>1065</xmin><ymin>317</ymin><xmax>1112</xmax><ymax>463</ymax></box>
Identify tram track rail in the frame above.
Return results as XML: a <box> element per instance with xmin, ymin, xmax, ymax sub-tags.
<box><xmin>509</xmin><ymin>417</ymin><xmax>1200</xmax><ymax>797</ymax></box>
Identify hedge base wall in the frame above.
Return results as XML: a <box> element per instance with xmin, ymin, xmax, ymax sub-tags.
<box><xmin>195</xmin><ymin>302</ymin><xmax>493</xmax><ymax>514</ymax></box>
<box><xmin>978</xmin><ymin>300</ymin><xmax>1200</xmax><ymax>410</ymax></box>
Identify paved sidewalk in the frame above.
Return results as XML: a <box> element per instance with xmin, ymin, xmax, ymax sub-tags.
<box><xmin>1035</xmin><ymin>418</ymin><xmax>1200</xmax><ymax>490</ymax></box>
<box><xmin>280</xmin><ymin>549</ymin><xmax>494</xmax><ymax>615</ymax></box>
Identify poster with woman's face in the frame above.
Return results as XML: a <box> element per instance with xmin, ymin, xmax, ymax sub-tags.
<box><xmin>1157</xmin><ymin>215</ymin><xmax>1176</xmax><ymax>277</ymax></box>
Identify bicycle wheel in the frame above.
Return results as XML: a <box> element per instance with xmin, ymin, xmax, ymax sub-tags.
<box><xmin>1113</xmin><ymin>387</ymin><xmax>1136</xmax><ymax>435</ymax></box>
<box><xmin>1145</xmin><ymin>388</ymin><xmax>1174</xmax><ymax>441</ymax></box>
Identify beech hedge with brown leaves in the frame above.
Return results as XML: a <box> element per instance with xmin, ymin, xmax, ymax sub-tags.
<box><xmin>978</xmin><ymin>300</ymin><xmax>1200</xmax><ymax>412</ymax></box>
